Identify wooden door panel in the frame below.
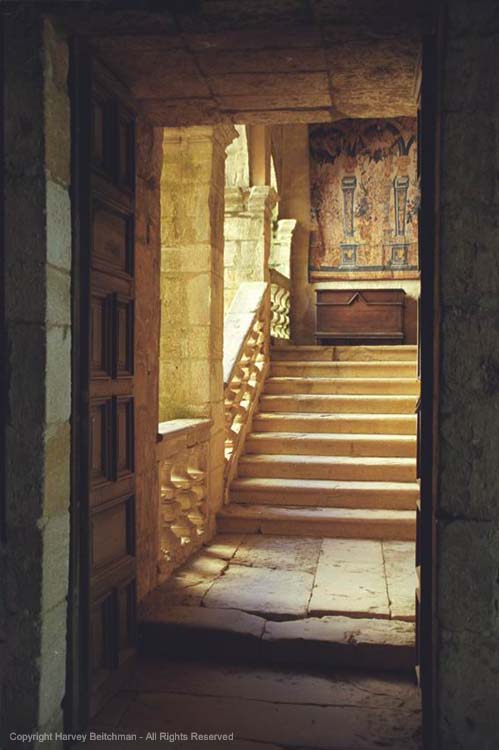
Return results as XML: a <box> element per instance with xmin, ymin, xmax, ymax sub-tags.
<box><xmin>91</xmin><ymin>495</ymin><xmax>135</xmax><ymax>572</ymax></box>
<box><xmin>117</xmin><ymin>114</ymin><xmax>135</xmax><ymax>191</ymax></box>
<box><xmin>116</xmin><ymin>397</ymin><xmax>134</xmax><ymax>479</ymax></box>
<box><xmin>90</xmin><ymin>398</ymin><xmax>113</xmax><ymax>488</ymax></box>
<box><xmin>115</xmin><ymin>296</ymin><xmax>134</xmax><ymax>378</ymax></box>
<box><xmin>90</xmin><ymin>290</ymin><xmax>113</xmax><ymax>379</ymax></box>
<box><xmin>91</xmin><ymin>201</ymin><xmax>134</xmax><ymax>278</ymax></box>
<box><xmin>87</xmin><ymin>62</ymin><xmax>137</xmax><ymax>716</ymax></box>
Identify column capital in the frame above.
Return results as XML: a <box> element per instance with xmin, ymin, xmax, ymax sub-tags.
<box><xmin>247</xmin><ymin>185</ymin><xmax>279</xmax><ymax>215</ymax></box>
<box><xmin>224</xmin><ymin>186</ymin><xmax>250</xmax><ymax>214</ymax></box>
<box><xmin>215</xmin><ymin>123</ymin><xmax>240</xmax><ymax>153</ymax></box>
<box><xmin>275</xmin><ymin>218</ymin><xmax>297</xmax><ymax>243</ymax></box>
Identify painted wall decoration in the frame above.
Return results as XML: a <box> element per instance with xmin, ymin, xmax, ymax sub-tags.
<box><xmin>309</xmin><ymin>118</ymin><xmax>419</xmax><ymax>279</ymax></box>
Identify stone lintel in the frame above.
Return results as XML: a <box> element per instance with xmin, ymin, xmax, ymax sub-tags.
<box><xmin>163</xmin><ymin>124</ymin><xmax>238</xmax><ymax>153</ymax></box>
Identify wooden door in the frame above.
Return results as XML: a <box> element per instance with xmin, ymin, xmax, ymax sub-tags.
<box><xmin>70</xmin><ymin>47</ymin><xmax>138</xmax><ymax>724</ymax></box>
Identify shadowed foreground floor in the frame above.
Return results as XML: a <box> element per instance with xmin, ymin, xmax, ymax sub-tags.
<box><xmin>79</xmin><ymin>657</ymin><xmax>421</xmax><ymax>750</ymax></box>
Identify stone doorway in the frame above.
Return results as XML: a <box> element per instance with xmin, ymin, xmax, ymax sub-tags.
<box><xmin>62</xmin><ymin>3</ymin><xmax>432</xmax><ymax>746</ymax></box>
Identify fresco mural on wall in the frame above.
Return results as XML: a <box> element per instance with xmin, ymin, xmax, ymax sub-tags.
<box><xmin>309</xmin><ymin>118</ymin><xmax>419</xmax><ymax>280</ymax></box>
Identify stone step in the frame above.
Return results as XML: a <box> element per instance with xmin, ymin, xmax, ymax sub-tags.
<box><xmin>245</xmin><ymin>432</ymin><xmax>417</xmax><ymax>457</ymax></box>
<box><xmin>217</xmin><ymin>505</ymin><xmax>416</xmax><ymax>541</ymax></box>
<box><xmin>139</xmin><ymin>604</ymin><xmax>415</xmax><ymax>672</ymax></box>
<box><xmin>252</xmin><ymin>412</ymin><xmax>417</xmax><ymax>435</ymax></box>
<box><xmin>270</xmin><ymin>361</ymin><xmax>417</xmax><ymax>378</ymax></box>
<box><xmin>271</xmin><ymin>344</ymin><xmax>418</xmax><ymax>362</ymax></box>
<box><xmin>230</xmin><ymin>477</ymin><xmax>419</xmax><ymax>510</ymax></box>
<box><xmin>265</xmin><ymin>376</ymin><xmax>420</xmax><ymax>396</ymax></box>
<box><xmin>238</xmin><ymin>454</ymin><xmax>417</xmax><ymax>482</ymax></box>
<box><xmin>259</xmin><ymin>394</ymin><xmax>418</xmax><ymax>414</ymax></box>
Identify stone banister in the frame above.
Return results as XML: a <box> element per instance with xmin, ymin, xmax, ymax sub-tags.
<box><xmin>157</xmin><ymin>418</ymin><xmax>212</xmax><ymax>582</ymax></box>
<box><xmin>270</xmin><ymin>268</ymin><xmax>291</xmax><ymax>340</ymax></box>
<box><xmin>223</xmin><ymin>281</ymin><xmax>270</xmax><ymax>497</ymax></box>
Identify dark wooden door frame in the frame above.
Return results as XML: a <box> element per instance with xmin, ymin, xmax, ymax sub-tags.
<box><xmin>67</xmin><ymin>35</ymin><xmax>92</xmax><ymax>732</ymax></box>
<box><xmin>419</xmin><ymin>2</ymin><xmax>444</xmax><ymax>748</ymax></box>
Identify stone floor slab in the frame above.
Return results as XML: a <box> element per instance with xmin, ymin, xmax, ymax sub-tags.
<box><xmin>153</xmin><ymin>551</ymin><xmax>228</xmax><ymax>605</ymax></box>
<box><xmin>383</xmin><ymin>541</ymin><xmax>416</xmax><ymax>621</ymax></box>
<box><xmin>231</xmin><ymin>534</ymin><xmax>322</xmax><ymax>573</ymax></box>
<box><xmin>129</xmin><ymin>659</ymin><xmax>420</xmax><ymax>711</ymax></box>
<box><xmin>263</xmin><ymin>616</ymin><xmax>415</xmax><ymax>671</ymax></box>
<box><xmin>115</xmin><ymin>692</ymin><xmax>421</xmax><ymax>749</ymax></box>
<box><xmin>204</xmin><ymin>534</ymin><xmax>246</xmax><ymax>560</ymax></box>
<box><xmin>140</xmin><ymin>604</ymin><xmax>266</xmax><ymax>638</ymax></box>
<box><xmin>203</xmin><ymin>563</ymin><xmax>314</xmax><ymax>619</ymax></box>
<box><xmin>309</xmin><ymin>539</ymin><xmax>390</xmax><ymax>619</ymax></box>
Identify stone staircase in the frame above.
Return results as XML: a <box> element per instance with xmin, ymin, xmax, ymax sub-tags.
<box><xmin>218</xmin><ymin>344</ymin><xmax>419</xmax><ymax>540</ymax></box>
<box><xmin>139</xmin><ymin>344</ymin><xmax>419</xmax><ymax>674</ymax></box>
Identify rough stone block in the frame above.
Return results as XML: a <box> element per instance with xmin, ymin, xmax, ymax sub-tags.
<box><xmin>46</xmin><ymin>180</ymin><xmax>72</xmax><ymax>271</ymax></box>
<box><xmin>438</xmin><ymin>520</ymin><xmax>499</xmax><ymax>633</ymax></box>
<box><xmin>439</xmin><ymin>402</ymin><xmax>499</xmax><ymax>520</ymax></box>
<box><xmin>43</xmin><ymin>421</ymin><xmax>71</xmax><ymax>516</ymax></box>
<box><xmin>45</xmin><ymin>325</ymin><xmax>71</xmax><ymax>424</ymax></box>
<box><xmin>41</xmin><ymin>512</ymin><xmax>70</xmax><ymax>613</ymax></box>
<box><xmin>44</xmin><ymin>84</ymin><xmax>70</xmax><ymax>187</ymax></box>
<box><xmin>440</xmin><ymin>203</ymin><xmax>499</xmax><ymax>306</ymax></box>
<box><xmin>439</xmin><ymin>628</ymin><xmax>499</xmax><ymax>750</ymax></box>
<box><xmin>7</xmin><ymin>322</ymin><xmax>45</xmax><ymax>428</ymax></box>
<box><xmin>38</xmin><ymin>599</ymin><xmax>68</xmax><ymax>726</ymax></box>
<box><xmin>443</xmin><ymin>35</ymin><xmax>499</xmax><ymax>115</ymax></box>
<box><xmin>442</xmin><ymin>112</ymin><xmax>496</xmax><ymax>209</ymax></box>
<box><xmin>46</xmin><ymin>266</ymin><xmax>71</xmax><ymax>326</ymax></box>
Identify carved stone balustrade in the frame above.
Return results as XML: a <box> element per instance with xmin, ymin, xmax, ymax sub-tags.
<box><xmin>270</xmin><ymin>268</ymin><xmax>291</xmax><ymax>340</ymax></box>
<box><xmin>223</xmin><ymin>281</ymin><xmax>270</xmax><ymax>496</ymax></box>
<box><xmin>156</xmin><ymin>418</ymin><xmax>212</xmax><ymax>582</ymax></box>
<box><xmin>270</xmin><ymin>218</ymin><xmax>296</xmax><ymax>279</ymax></box>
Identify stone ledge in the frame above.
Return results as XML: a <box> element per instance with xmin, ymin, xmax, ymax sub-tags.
<box><xmin>223</xmin><ymin>281</ymin><xmax>267</xmax><ymax>384</ymax></box>
<box><xmin>157</xmin><ymin>418</ymin><xmax>212</xmax><ymax>459</ymax></box>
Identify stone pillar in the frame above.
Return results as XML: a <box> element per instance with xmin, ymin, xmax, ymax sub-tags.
<box><xmin>159</xmin><ymin>124</ymin><xmax>238</xmax><ymax>516</ymax></box>
<box><xmin>247</xmin><ymin>125</ymin><xmax>271</xmax><ymax>186</ymax></box>
<box><xmin>2</xmin><ymin>14</ymin><xmax>71</xmax><ymax>741</ymax></box>
<box><xmin>224</xmin><ymin>185</ymin><xmax>278</xmax><ymax>311</ymax></box>
<box><xmin>277</xmin><ymin>125</ymin><xmax>315</xmax><ymax>344</ymax></box>
<box><xmin>436</xmin><ymin>2</ymin><xmax>499</xmax><ymax>747</ymax></box>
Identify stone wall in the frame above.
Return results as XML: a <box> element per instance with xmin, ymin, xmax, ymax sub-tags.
<box><xmin>159</xmin><ymin>125</ymin><xmax>238</xmax><ymax>522</ymax></box>
<box><xmin>1</xmin><ymin>13</ymin><xmax>71</xmax><ymax>740</ymax></box>
<box><xmin>437</xmin><ymin>1</ymin><xmax>499</xmax><ymax>747</ymax></box>
<box><xmin>224</xmin><ymin>186</ymin><xmax>277</xmax><ymax>311</ymax></box>
<box><xmin>134</xmin><ymin>121</ymin><xmax>163</xmax><ymax>600</ymax></box>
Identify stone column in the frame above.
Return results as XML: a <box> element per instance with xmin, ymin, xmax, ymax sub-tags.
<box><xmin>224</xmin><ymin>185</ymin><xmax>278</xmax><ymax>310</ymax></box>
<box><xmin>2</xmin><ymin>14</ymin><xmax>72</xmax><ymax>741</ymax></box>
<box><xmin>278</xmin><ymin>125</ymin><xmax>315</xmax><ymax>344</ymax></box>
<box><xmin>159</xmin><ymin>124</ymin><xmax>238</xmax><ymax>516</ymax></box>
<box><xmin>247</xmin><ymin>125</ymin><xmax>271</xmax><ymax>186</ymax></box>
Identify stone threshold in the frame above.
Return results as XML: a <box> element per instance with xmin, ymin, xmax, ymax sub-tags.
<box><xmin>139</xmin><ymin>604</ymin><xmax>415</xmax><ymax>672</ymax></box>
